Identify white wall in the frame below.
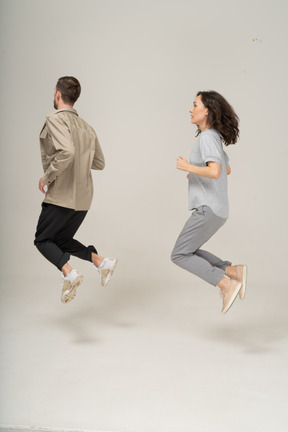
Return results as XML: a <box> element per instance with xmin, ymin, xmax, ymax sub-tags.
<box><xmin>0</xmin><ymin>0</ymin><xmax>287</xmax><ymax>284</ymax></box>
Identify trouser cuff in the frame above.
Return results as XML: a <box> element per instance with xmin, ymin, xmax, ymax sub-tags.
<box><xmin>57</xmin><ymin>252</ymin><xmax>71</xmax><ymax>271</ymax></box>
<box><xmin>87</xmin><ymin>245</ymin><xmax>97</xmax><ymax>262</ymax></box>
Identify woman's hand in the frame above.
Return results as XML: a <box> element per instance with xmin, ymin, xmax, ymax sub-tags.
<box><xmin>177</xmin><ymin>156</ymin><xmax>190</xmax><ymax>172</ymax></box>
<box><xmin>176</xmin><ymin>157</ymin><xmax>221</xmax><ymax>179</ymax></box>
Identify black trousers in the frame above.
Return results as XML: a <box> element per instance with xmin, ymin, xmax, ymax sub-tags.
<box><xmin>34</xmin><ymin>203</ymin><xmax>97</xmax><ymax>271</ymax></box>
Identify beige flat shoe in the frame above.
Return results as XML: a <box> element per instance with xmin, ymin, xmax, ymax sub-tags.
<box><xmin>221</xmin><ymin>279</ymin><xmax>242</xmax><ymax>314</ymax></box>
<box><xmin>235</xmin><ymin>265</ymin><xmax>248</xmax><ymax>300</ymax></box>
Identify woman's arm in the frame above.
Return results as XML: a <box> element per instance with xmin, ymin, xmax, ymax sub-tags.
<box><xmin>177</xmin><ymin>156</ymin><xmax>221</xmax><ymax>179</ymax></box>
<box><xmin>226</xmin><ymin>165</ymin><xmax>231</xmax><ymax>175</ymax></box>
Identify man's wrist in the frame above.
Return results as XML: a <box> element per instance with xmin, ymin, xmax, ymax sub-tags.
<box><xmin>41</xmin><ymin>174</ymin><xmax>49</xmax><ymax>185</ymax></box>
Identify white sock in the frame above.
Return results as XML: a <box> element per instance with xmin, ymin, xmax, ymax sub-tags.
<box><xmin>96</xmin><ymin>258</ymin><xmax>107</xmax><ymax>269</ymax></box>
<box><xmin>63</xmin><ymin>269</ymin><xmax>78</xmax><ymax>281</ymax></box>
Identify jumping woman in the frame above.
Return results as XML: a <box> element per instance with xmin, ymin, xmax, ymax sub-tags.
<box><xmin>171</xmin><ymin>91</ymin><xmax>247</xmax><ymax>314</ymax></box>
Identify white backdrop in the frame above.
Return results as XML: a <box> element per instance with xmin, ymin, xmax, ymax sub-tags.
<box><xmin>1</xmin><ymin>1</ymin><xmax>288</xmax><ymax>432</ymax></box>
<box><xmin>0</xmin><ymin>0</ymin><xmax>287</xmax><ymax>286</ymax></box>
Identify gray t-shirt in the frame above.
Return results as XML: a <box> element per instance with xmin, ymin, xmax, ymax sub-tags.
<box><xmin>188</xmin><ymin>128</ymin><xmax>229</xmax><ymax>218</ymax></box>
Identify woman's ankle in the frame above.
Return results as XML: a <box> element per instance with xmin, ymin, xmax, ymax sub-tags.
<box><xmin>225</xmin><ymin>265</ymin><xmax>235</xmax><ymax>279</ymax></box>
<box><xmin>218</xmin><ymin>276</ymin><xmax>230</xmax><ymax>292</ymax></box>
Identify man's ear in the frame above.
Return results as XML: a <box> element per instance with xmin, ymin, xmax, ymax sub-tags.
<box><xmin>55</xmin><ymin>90</ymin><xmax>62</xmax><ymax>100</ymax></box>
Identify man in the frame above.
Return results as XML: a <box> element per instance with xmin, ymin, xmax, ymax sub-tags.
<box><xmin>35</xmin><ymin>76</ymin><xmax>117</xmax><ymax>303</ymax></box>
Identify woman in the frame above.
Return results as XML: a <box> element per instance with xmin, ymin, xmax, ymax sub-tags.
<box><xmin>171</xmin><ymin>91</ymin><xmax>247</xmax><ymax>314</ymax></box>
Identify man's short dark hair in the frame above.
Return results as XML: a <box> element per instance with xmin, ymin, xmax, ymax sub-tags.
<box><xmin>56</xmin><ymin>76</ymin><xmax>81</xmax><ymax>104</ymax></box>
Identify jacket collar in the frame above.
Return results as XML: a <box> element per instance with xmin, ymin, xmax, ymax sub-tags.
<box><xmin>54</xmin><ymin>108</ymin><xmax>78</xmax><ymax>116</ymax></box>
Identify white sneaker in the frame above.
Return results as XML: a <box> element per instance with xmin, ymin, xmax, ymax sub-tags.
<box><xmin>61</xmin><ymin>269</ymin><xmax>83</xmax><ymax>303</ymax></box>
<box><xmin>94</xmin><ymin>258</ymin><xmax>118</xmax><ymax>287</ymax></box>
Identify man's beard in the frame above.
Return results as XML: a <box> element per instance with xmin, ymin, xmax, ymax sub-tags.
<box><xmin>53</xmin><ymin>98</ymin><xmax>58</xmax><ymax>110</ymax></box>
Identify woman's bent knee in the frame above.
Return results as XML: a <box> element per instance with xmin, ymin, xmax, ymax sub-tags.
<box><xmin>171</xmin><ymin>250</ymin><xmax>179</xmax><ymax>264</ymax></box>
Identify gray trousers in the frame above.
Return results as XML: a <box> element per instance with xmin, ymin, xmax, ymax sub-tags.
<box><xmin>171</xmin><ymin>206</ymin><xmax>231</xmax><ymax>286</ymax></box>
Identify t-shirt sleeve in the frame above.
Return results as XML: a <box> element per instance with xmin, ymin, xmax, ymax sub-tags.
<box><xmin>200</xmin><ymin>133</ymin><xmax>222</xmax><ymax>165</ymax></box>
<box><xmin>223</xmin><ymin>150</ymin><xmax>229</xmax><ymax>167</ymax></box>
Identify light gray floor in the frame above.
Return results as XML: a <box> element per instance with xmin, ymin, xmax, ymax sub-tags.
<box><xmin>0</xmin><ymin>265</ymin><xmax>287</xmax><ymax>432</ymax></box>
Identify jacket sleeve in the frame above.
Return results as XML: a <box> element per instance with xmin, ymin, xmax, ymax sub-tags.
<box><xmin>42</xmin><ymin>115</ymin><xmax>75</xmax><ymax>185</ymax></box>
<box><xmin>92</xmin><ymin>134</ymin><xmax>105</xmax><ymax>170</ymax></box>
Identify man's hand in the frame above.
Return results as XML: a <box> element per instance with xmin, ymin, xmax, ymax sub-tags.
<box><xmin>38</xmin><ymin>178</ymin><xmax>46</xmax><ymax>194</ymax></box>
<box><xmin>177</xmin><ymin>156</ymin><xmax>190</xmax><ymax>172</ymax></box>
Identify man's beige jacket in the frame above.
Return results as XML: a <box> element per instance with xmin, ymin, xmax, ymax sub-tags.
<box><xmin>39</xmin><ymin>108</ymin><xmax>105</xmax><ymax>211</ymax></box>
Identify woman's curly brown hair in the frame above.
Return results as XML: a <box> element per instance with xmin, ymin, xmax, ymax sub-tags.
<box><xmin>196</xmin><ymin>91</ymin><xmax>239</xmax><ymax>146</ymax></box>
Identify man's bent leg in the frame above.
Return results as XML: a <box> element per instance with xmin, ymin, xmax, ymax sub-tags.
<box><xmin>34</xmin><ymin>203</ymin><xmax>74</xmax><ymax>270</ymax></box>
<box><xmin>54</xmin><ymin>210</ymin><xmax>98</xmax><ymax>262</ymax></box>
